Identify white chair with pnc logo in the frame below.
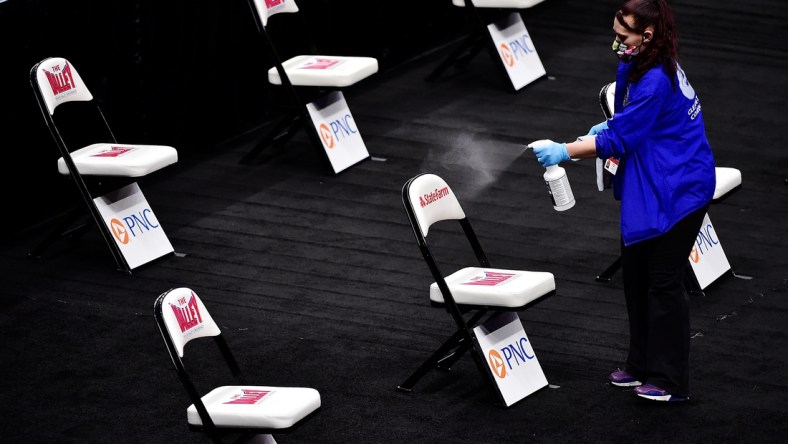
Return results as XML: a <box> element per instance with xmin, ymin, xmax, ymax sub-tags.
<box><xmin>427</xmin><ymin>0</ymin><xmax>548</xmax><ymax>91</ymax></box>
<box><xmin>30</xmin><ymin>56</ymin><xmax>178</xmax><ymax>273</ymax></box>
<box><xmin>240</xmin><ymin>0</ymin><xmax>378</xmax><ymax>173</ymax></box>
<box><xmin>155</xmin><ymin>287</ymin><xmax>321</xmax><ymax>444</ymax></box>
<box><xmin>397</xmin><ymin>173</ymin><xmax>555</xmax><ymax>405</ymax></box>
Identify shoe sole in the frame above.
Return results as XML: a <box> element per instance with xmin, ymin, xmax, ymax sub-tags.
<box><xmin>636</xmin><ymin>393</ymin><xmax>689</xmax><ymax>402</ymax></box>
<box><xmin>611</xmin><ymin>380</ymin><xmax>642</xmax><ymax>387</ymax></box>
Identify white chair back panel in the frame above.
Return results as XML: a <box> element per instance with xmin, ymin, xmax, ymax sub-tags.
<box><xmin>36</xmin><ymin>57</ymin><xmax>93</xmax><ymax>115</ymax></box>
<box><xmin>430</xmin><ymin>267</ymin><xmax>555</xmax><ymax>307</ymax></box>
<box><xmin>604</xmin><ymin>81</ymin><xmax>616</xmax><ymax>116</ymax></box>
<box><xmin>252</xmin><ymin>0</ymin><xmax>299</xmax><ymax>26</ymax></box>
<box><xmin>161</xmin><ymin>287</ymin><xmax>221</xmax><ymax>357</ymax></box>
<box><xmin>713</xmin><ymin>167</ymin><xmax>742</xmax><ymax>200</ymax></box>
<box><xmin>268</xmin><ymin>55</ymin><xmax>379</xmax><ymax>87</ymax></box>
<box><xmin>452</xmin><ymin>0</ymin><xmax>546</xmax><ymax>8</ymax></box>
<box><xmin>58</xmin><ymin>143</ymin><xmax>178</xmax><ymax>177</ymax></box>
<box><xmin>407</xmin><ymin>174</ymin><xmax>466</xmax><ymax>237</ymax></box>
<box><xmin>187</xmin><ymin>386</ymin><xmax>321</xmax><ymax>429</ymax></box>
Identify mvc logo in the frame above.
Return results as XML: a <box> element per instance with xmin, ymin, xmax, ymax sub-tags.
<box><xmin>91</xmin><ymin>146</ymin><xmax>134</xmax><ymax>158</ymax></box>
<box><xmin>224</xmin><ymin>389</ymin><xmax>272</xmax><ymax>405</ymax></box>
<box><xmin>43</xmin><ymin>62</ymin><xmax>76</xmax><ymax>96</ymax></box>
<box><xmin>169</xmin><ymin>292</ymin><xmax>204</xmax><ymax>333</ymax></box>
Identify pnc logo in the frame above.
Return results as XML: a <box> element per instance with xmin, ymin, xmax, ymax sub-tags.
<box><xmin>488</xmin><ymin>349</ymin><xmax>508</xmax><ymax>379</ymax></box>
<box><xmin>319</xmin><ymin>123</ymin><xmax>335</xmax><ymax>149</ymax></box>
<box><xmin>110</xmin><ymin>218</ymin><xmax>130</xmax><ymax>244</ymax></box>
<box><xmin>689</xmin><ymin>246</ymin><xmax>700</xmax><ymax>263</ymax></box>
<box><xmin>499</xmin><ymin>43</ymin><xmax>515</xmax><ymax>67</ymax></box>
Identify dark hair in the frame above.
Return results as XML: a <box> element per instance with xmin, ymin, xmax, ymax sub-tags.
<box><xmin>616</xmin><ymin>0</ymin><xmax>679</xmax><ymax>84</ymax></box>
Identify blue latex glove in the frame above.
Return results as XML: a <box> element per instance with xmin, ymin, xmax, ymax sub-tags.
<box><xmin>528</xmin><ymin>139</ymin><xmax>569</xmax><ymax>167</ymax></box>
<box><xmin>588</xmin><ymin>120</ymin><xmax>609</xmax><ymax>135</ymax></box>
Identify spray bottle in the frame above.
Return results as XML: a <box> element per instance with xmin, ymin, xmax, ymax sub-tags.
<box><xmin>527</xmin><ymin>139</ymin><xmax>576</xmax><ymax>211</ymax></box>
<box><xmin>543</xmin><ymin>164</ymin><xmax>575</xmax><ymax>211</ymax></box>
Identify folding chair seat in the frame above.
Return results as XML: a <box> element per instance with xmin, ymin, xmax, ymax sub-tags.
<box><xmin>241</xmin><ymin>0</ymin><xmax>377</xmax><ymax>174</ymax></box>
<box><xmin>30</xmin><ymin>56</ymin><xmax>178</xmax><ymax>273</ymax></box>
<box><xmin>427</xmin><ymin>0</ymin><xmax>547</xmax><ymax>92</ymax></box>
<box><xmin>155</xmin><ymin>287</ymin><xmax>321</xmax><ymax>444</ymax></box>
<box><xmin>398</xmin><ymin>173</ymin><xmax>555</xmax><ymax>406</ymax></box>
<box><xmin>592</xmin><ymin>82</ymin><xmax>746</xmax><ymax>293</ymax></box>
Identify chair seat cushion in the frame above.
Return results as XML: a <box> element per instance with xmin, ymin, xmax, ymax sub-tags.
<box><xmin>452</xmin><ymin>0</ymin><xmax>546</xmax><ymax>8</ymax></box>
<box><xmin>714</xmin><ymin>167</ymin><xmax>742</xmax><ymax>200</ymax></box>
<box><xmin>430</xmin><ymin>267</ymin><xmax>555</xmax><ymax>308</ymax></box>
<box><xmin>187</xmin><ymin>386</ymin><xmax>321</xmax><ymax>429</ymax></box>
<box><xmin>58</xmin><ymin>143</ymin><xmax>178</xmax><ymax>177</ymax></box>
<box><xmin>268</xmin><ymin>55</ymin><xmax>378</xmax><ymax>87</ymax></box>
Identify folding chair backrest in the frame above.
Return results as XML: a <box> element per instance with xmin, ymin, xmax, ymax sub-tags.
<box><xmin>403</xmin><ymin>173</ymin><xmax>466</xmax><ymax>238</ymax></box>
<box><xmin>250</xmin><ymin>0</ymin><xmax>300</xmax><ymax>27</ymax></box>
<box><xmin>33</xmin><ymin>57</ymin><xmax>94</xmax><ymax>116</ymax></box>
<box><xmin>599</xmin><ymin>81</ymin><xmax>615</xmax><ymax>120</ymax></box>
<box><xmin>157</xmin><ymin>287</ymin><xmax>222</xmax><ymax>359</ymax></box>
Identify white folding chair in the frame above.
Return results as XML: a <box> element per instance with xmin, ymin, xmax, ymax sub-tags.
<box><xmin>30</xmin><ymin>56</ymin><xmax>178</xmax><ymax>273</ymax></box>
<box><xmin>155</xmin><ymin>287</ymin><xmax>321</xmax><ymax>444</ymax></box>
<box><xmin>398</xmin><ymin>173</ymin><xmax>555</xmax><ymax>406</ymax></box>
<box><xmin>592</xmin><ymin>82</ymin><xmax>745</xmax><ymax>294</ymax></box>
<box><xmin>241</xmin><ymin>0</ymin><xmax>378</xmax><ymax>174</ymax></box>
<box><xmin>427</xmin><ymin>0</ymin><xmax>547</xmax><ymax>91</ymax></box>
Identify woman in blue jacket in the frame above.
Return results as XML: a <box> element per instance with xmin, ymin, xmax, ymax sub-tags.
<box><xmin>530</xmin><ymin>0</ymin><xmax>715</xmax><ymax>402</ymax></box>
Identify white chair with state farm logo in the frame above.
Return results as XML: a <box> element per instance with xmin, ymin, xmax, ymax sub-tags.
<box><xmin>398</xmin><ymin>173</ymin><xmax>555</xmax><ymax>405</ymax></box>
<box><xmin>155</xmin><ymin>287</ymin><xmax>321</xmax><ymax>444</ymax></box>
<box><xmin>30</xmin><ymin>56</ymin><xmax>178</xmax><ymax>273</ymax></box>
<box><xmin>240</xmin><ymin>0</ymin><xmax>377</xmax><ymax>174</ymax></box>
<box><xmin>427</xmin><ymin>0</ymin><xmax>548</xmax><ymax>92</ymax></box>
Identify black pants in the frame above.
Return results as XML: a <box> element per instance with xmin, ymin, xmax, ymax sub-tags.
<box><xmin>621</xmin><ymin>203</ymin><xmax>710</xmax><ymax>397</ymax></box>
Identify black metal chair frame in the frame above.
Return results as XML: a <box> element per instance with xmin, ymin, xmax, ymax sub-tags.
<box><xmin>154</xmin><ymin>289</ymin><xmax>318</xmax><ymax>444</ymax></box>
<box><xmin>30</xmin><ymin>58</ymin><xmax>133</xmax><ymax>273</ymax></box>
<box><xmin>426</xmin><ymin>0</ymin><xmax>531</xmax><ymax>93</ymax></box>
<box><xmin>397</xmin><ymin>173</ymin><xmax>554</xmax><ymax>405</ymax></box>
<box><xmin>241</xmin><ymin>0</ymin><xmax>369</xmax><ymax>172</ymax></box>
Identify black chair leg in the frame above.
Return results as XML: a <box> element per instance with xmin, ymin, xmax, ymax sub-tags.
<box><xmin>240</xmin><ymin>114</ymin><xmax>304</xmax><ymax>164</ymax></box>
<box><xmin>28</xmin><ymin>206</ymin><xmax>91</xmax><ymax>260</ymax></box>
<box><xmin>397</xmin><ymin>328</ymin><xmax>466</xmax><ymax>392</ymax></box>
<box><xmin>596</xmin><ymin>256</ymin><xmax>622</xmax><ymax>283</ymax></box>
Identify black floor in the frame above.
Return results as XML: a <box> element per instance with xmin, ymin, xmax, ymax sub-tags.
<box><xmin>2</xmin><ymin>1</ymin><xmax>788</xmax><ymax>443</ymax></box>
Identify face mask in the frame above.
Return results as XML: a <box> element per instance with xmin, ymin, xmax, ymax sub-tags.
<box><xmin>611</xmin><ymin>38</ymin><xmax>642</xmax><ymax>61</ymax></box>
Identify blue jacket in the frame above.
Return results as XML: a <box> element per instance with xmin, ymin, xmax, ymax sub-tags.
<box><xmin>595</xmin><ymin>61</ymin><xmax>716</xmax><ymax>246</ymax></box>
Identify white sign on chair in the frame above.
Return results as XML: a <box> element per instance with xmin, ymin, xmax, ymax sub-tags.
<box><xmin>94</xmin><ymin>183</ymin><xmax>174</xmax><ymax>270</ymax></box>
<box><xmin>305</xmin><ymin>90</ymin><xmax>370</xmax><ymax>174</ymax></box>
<box><xmin>473</xmin><ymin>311</ymin><xmax>548</xmax><ymax>407</ymax></box>
<box><xmin>688</xmin><ymin>213</ymin><xmax>731</xmax><ymax>290</ymax></box>
<box><xmin>487</xmin><ymin>12</ymin><xmax>546</xmax><ymax>90</ymax></box>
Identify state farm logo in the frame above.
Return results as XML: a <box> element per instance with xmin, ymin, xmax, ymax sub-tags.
<box><xmin>488</xmin><ymin>349</ymin><xmax>507</xmax><ymax>379</ymax></box>
<box><xmin>418</xmin><ymin>186</ymin><xmax>450</xmax><ymax>208</ymax></box>
<box><xmin>43</xmin><ymin>62</ymin><xmax>76</xmax><ymax>97</ymax></box>
<box><xmin>499</xmin><ymin>43</ymin><xmax>515</xmax><ymax>67</ymax></box>
<box><xmin>318</xmin><ymin>123</ymin><xmax>335</xmax><ymax>149</ymax></box>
